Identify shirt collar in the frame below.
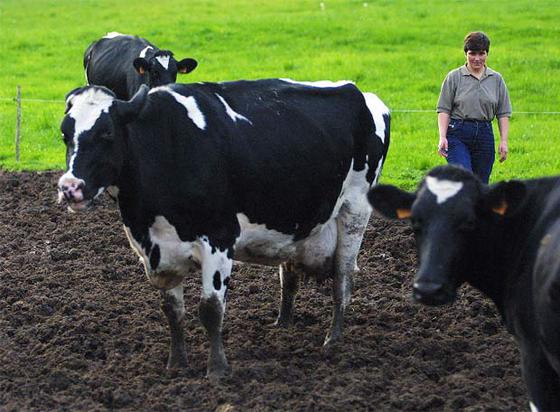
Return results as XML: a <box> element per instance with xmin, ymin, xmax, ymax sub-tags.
<box><xmin>460</xmin><ymin>64</ymin><xmax>494</xmax><ymax>79</ymax></box>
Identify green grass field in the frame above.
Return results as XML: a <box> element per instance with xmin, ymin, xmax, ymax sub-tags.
<box><xmin>1</xmin><ymin>0</ymin><xmax>559</xmax><ymax>189</ymax></box>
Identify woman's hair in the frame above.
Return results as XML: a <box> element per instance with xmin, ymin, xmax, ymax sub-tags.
<box><xmin>463</xmin><ymin>32</ymin><xmax>490</xmax><ymax>53</ymax></box>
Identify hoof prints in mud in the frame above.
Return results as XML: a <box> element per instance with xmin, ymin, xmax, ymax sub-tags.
<box><xmin>0</xmin><ymin>171</ymin><xmax>524</xmax><ymax>411</ymax></box>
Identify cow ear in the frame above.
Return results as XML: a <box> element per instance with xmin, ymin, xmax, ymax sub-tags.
<box><xmin>133</xmin><ymin>58</ymin><xmax>149</xmax><ymax>75</ymax></box>
<box><xmin>115</xmin><ymin>84</ymin><xmax>149</xmax><ymax>124</ymax></box>
<box><xmin>367</xmin><ymin>184</ymin><xmax>416</xmax><ymax>219</ymax></box>
<box><xmin>483</xmin><ymin>180</ymin><xmax>527</xmax><ymax>217</ymax></box>
<box><xmin>177</xmin><ymin>58</ymin><xmax>198</xmax><ymax>74</ymax></box>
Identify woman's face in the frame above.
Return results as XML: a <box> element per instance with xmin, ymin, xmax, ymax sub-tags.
<box><xmin>465</xmin><ymin>50</ymin><xmax>487</xmax><ymax>71</ymax></box>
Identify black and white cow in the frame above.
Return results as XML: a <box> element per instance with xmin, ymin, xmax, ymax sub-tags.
<box><xmin>84</xmin><ymin>32</ymin><xmax>198</xmax><ymax>99</ymax></box>
<box><xmin>57</xmin><ymin>78</ymin><xmax>390</xmax><ymax>378</ymax></box>
<box><xmin>367</xmin><ymin>165</ymin><xmax>560</xmax><ymax>411</ymax></box>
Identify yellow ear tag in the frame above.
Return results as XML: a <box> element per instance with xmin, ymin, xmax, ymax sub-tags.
<box><xmin>492</xmin><ymin>200</ymin><xmax>508</xmax><ymax>216</ymax></box>
<box><xmin>396</xmin><ymin>208</ymin><xmax>412</xmax><ymax>219</ymax></box>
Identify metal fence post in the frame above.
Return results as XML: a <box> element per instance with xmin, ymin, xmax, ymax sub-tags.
<box><xmin>15</xmin><ymin>85</ymin><xmax>22</xmax><ymax>162</ymax></box>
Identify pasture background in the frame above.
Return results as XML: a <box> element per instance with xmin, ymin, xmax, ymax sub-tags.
<box><xmin>0</xmin><ymin>0</ymin><xmax>559</xmax><ymax>188</ymax></box>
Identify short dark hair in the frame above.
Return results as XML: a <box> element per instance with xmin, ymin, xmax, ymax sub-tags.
<box><xmin>463</xmin><ymin>31</ymin><xmax>490</xmax><ymax>53</ymax></box>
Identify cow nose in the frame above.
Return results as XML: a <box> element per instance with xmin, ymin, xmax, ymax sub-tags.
<box><xmin>413</xmin><ymin>281</ymin><xmax>447</xmax><ymax>305</ymax></box>
<box><xmin>58</xmin><ymin>176</ymin><xmax>85</xmax><ymax>203</ymax></box>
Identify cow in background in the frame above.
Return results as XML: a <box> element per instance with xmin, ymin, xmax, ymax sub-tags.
<box><xmin>58</xmin><ymin>78</ymin><xmax>390</xmax><ymax>379</ymax></box>
<box><xmin>84</xmin><ymin>32</ymin><xmax>198</xmax><ymax>99</ymax></box>
<box><xmin>368</xmin><ymin>165</ymin><xmax>560</xmax><ymax>411</ymax></box>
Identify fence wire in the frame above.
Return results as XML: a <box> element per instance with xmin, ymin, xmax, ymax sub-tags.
<box><xmin>1</xmin><ymin>96</ymin><xmax>560</xmax><ymax>115</ymax></box>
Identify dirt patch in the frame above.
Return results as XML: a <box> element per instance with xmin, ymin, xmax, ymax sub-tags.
<box><xmin>0</xmin><ymin>170</ymin><xmax>525</xmax><ymax>411</ymax></box>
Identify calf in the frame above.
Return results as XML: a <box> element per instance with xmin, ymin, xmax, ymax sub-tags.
<box><xmin>84</xmin><ymin>32</ymin><xmax>197</xmax><ymax>99</ymax></box>
<box><xmin>58</xmin><ymin>78</ymin><xmax>390</xmax><ymax>378</ymax></box>
<box><xmin>367</xmin><ymin>165</ymin><xmax>560</xmax><ymax>411</ymax></box>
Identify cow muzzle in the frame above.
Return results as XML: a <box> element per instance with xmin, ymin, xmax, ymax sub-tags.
<box><xmin>412</xmin><ymin>280</ymin><xmax>455</xmax><ymax>306</ymax></box>
<box><xmin>57</xmin><ymin>175</ymin><xmax>90</xmax><ymax>212</ymax></box>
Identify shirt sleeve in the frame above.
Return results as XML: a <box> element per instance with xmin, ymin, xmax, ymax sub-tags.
<box><xmin>436</xmin><ymin>71</ymin><xmax>455</xmax><ymax>114</ymax></box>
<box><xmin>496</xmin><ymin>77</ymin><xmax>512</xmax><ymax>118</ymax></box>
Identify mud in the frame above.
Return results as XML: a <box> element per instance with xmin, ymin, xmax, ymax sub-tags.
<box><xmin>0</xmin><ymin>170</ymin><xmax>525</xmax><ymax>411</ymax></box>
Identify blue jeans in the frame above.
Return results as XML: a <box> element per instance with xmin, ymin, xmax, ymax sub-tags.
<box><xmin>446</xmin><ymin>119</ymin><xmax>495</xmax><ymax>184</ymax></box>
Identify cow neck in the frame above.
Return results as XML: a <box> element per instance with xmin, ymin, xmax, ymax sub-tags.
<box><xmin>468</xmin><ymin>178</ymin><xmax>560</xmax><ymax>320</ymax></box>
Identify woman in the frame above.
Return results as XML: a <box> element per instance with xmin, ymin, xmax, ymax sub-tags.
<box><xmin>437</xmin><ymin>31</ymin><xmax>511</xmax><ymax>183</ymax></box>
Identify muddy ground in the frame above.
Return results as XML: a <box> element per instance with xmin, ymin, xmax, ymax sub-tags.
<box><xmin>0</xmin><ymin>170</ymin><xmax>525</xmax><ymax>411</ymax></box>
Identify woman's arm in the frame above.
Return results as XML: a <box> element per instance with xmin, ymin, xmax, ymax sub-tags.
<box><xmin>498</xmin><ymin>116</ymin><xmax>509</xmax><ymax>162</ymax></box>
<box><xmin>437</xmin><ymin>112</ymin><xmax>450</xmax><ymax>157</ymax></box>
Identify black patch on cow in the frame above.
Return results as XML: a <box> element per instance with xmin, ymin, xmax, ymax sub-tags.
<box><xmin>213</xmin><ymin>271</ymin><xmax>221</xmax><ymax>290</ymax></box>
<box><xmin>223</xmin><ymin>277</ymin><xmax>231</xmax><ymax>301</ymax></box>
<box><xmin>149</xmin><ymin>244</ymin><xmax>160</xmax><ymax>270</ymax></box>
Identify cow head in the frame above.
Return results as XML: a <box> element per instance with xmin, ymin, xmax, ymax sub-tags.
<box><xmin>58</xmin><ymin>84</ymin><xmax>148</xmax><ymax>211</ymax></box>
<box><xmin>133</xmin><ymin>50</ymin><xmax>197</xmax><ymax>88</ymax></box>
<box><xmin>367</xmin><ymin>165</ymin><xmax>526</xmax><ymax>306</ymax></box>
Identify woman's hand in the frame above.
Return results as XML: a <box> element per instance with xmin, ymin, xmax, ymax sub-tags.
<box><xmin>498</xmin><ymin>140</ymin><xmax>508</xmax><ymax>162</ymax></box>
<box><xmin>438</xmin><ymin>137</ymin><xmax>448</xmax><ymax>158</ymax></box>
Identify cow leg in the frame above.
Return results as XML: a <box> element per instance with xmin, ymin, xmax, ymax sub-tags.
<box><xmin>324</xmin><ymin>200</ymin><xmax>370</xmax><ymax>346</ymax></box>
<box><xmin>275</xmin><ymin>262</ymin><xmax>299</xmax><ymax>327</ymax></box>
<box><xmin>160</xmin><ymin>285</ymin><xmax>188</xmax><ymax>368</ymax></box>
<box><xmin>199</xmin><ymin>245</ymin><xmax>233</xmax><ymax>379</ymax></box>
<box><xmin>521</xmin><ymin>347</ymin><xmax>560</xmax><ymax>411</ymax></box>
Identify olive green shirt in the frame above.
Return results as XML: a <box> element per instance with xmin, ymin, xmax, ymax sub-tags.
<box><xmin>437</xmin><ymin>65</ymin><xmax>512</xmax><ymax>121</ymax></box>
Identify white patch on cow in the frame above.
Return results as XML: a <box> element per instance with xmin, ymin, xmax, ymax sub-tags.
<box><xmin>124</xmin><ymin>217</ymin><xmax>197</xmax><ymax>289</ymax></box>
<box><xmin>330</xmin><ymin>160</ymin><xmax>370</xmax><ymax>221</ymax></box>
<box><xmin>530</xmin><ymin>402</ymin><xmax>539</xmax><ymax>412</ymax></box>
<box><xmin>295</xmin><ymin>218</ymin><xmax>337</xmax><ymax>272</ymax></box>
<box><xmin>149</xmin><ymin>216</ymin><xmax>196</xmax><ymax>271</ymax></box>
<box><xmin>156</xmin><ymin>55</ymin><xmax>170</xmax><ymax>70</ymax></box>
<box><xmin>426</xmin><ymin>176</ymin><xmax>464</xmax><ymax>204</ymax></box>
<box><xmin>280</xmin><ymin>78</ymin><xmax>354</xmax><ymax>88</ymax></box>
<box><xmin>66</xmin><ymin>88</ymin><xmax>115</xmax><ymax>173</ymax></box>
<box><xmin>150</xmin><ymin>86</ymin><xmax>206</xmax><ymax>130</ymax></box>
<box><xmin>234</xmin><ymin>158</ymin><xmax>370</xmax><ymax>279</ymax></box>
<box><xmin>104</xmin><ymin>32</ymin><xmax>126</xmax><ymax>39</ymax></box>
<box><xmin>199</xmin><ymin>238</ymin><xmax>232</xmax><ymax>301</ymax></box>
<box><xmin>363</xmin><ymin>92</ymin><xmax>389</xmax><ymax>143</ymax></box>
<box><xmin>215</xmin><ymin>94</ymin><xmax>252</xmax><ymax>124</ymax></box>
<box><xmin>373</xmin><ymin>156</ymin><xmax>384</xmax><ymax>184</ymax></box>
<box><xmin>139</xmin><ymin>46</ymin><xmax>153</xmax><ymax>58</ymax></box>
<box><xmin>234</xmin><ymin>214</ymin><xmax>296</xmax><ymax>264</ymax></box>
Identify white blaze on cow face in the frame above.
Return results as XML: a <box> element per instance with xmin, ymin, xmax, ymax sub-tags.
<box><xmin>149</xmin><ymin>86</ymin><xmax>206</xmax><ymax>130</ymax></box>
<box><xmin>155</xmin><ymin>55</ymin><xmax>171</xmax><ymax>70</ymax></box>
<box><xmin>363</xmin><ymin>92</ymin><xmax>390</xmax><ymax>143</ymax></box>
<box><xmin>280</xmin><ymin>78</ymin><xmax>354</xmax><ymax>88</ymax></box>
<box><xmin>426</xmin><ymin>176</ymin><xmax>464</xmax><ymax>204</ymax></box>
<box><xmin>139</xmin><ymin>46</ymin><xmax>153</xmax><ymax>58</ymax></box>
<box><xmin>65</xmin><ymin>88</ymin><xmax>115</xmax><ymax>173</ymax></box>
<box><xmin>215</xmin><ymin>94</ymin><xmax>252</xmax><ymax>125</ymax></box>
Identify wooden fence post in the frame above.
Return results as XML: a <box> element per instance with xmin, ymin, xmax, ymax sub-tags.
<box><xmin>15</xmin><ymin>85</ymin><xmax>22</xmax><ymax>162</ymax></box>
